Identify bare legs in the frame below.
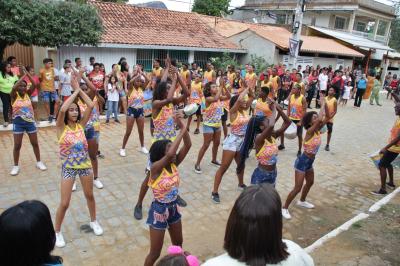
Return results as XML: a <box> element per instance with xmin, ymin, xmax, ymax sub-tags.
<box><xmin>212</xmin><ymin>149</ymin><xmax>244</xmax><ymax>194</ymax></box>
<box><xmin>284</xmin><ymin>169</ymin><xmax>314</xmax><ymax>209</ymax></box>
<box><xmin>195</xmin><ymin>130</ymin><xmax>221</xmax><ymax>167</ymax></box>
<box><xmin>13</xmin><ymin>132</ymin><xmax>41</xmax><ymax>165</ymax></box>
<box><xmin>144</xmin><ymin>221</ymin><xmax>182</xmax><ymax>266</ymax></box>
<box><xmin>55</xmin><ymin>174</ymin><xmax>96</xmax><ymax>232</ymax></box>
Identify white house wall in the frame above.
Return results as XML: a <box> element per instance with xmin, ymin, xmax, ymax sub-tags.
<box><xmin>228</xmin><ymin>32</ymin><xmax>277</xmax><ymax>65</ymax></box>
<box><xmin>57</xmin><ymin>46</ymin><xmax>137</xmax><ymax>72</ymax></box>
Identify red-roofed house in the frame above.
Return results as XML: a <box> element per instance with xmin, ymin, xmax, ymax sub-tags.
<box><xmin>56</xmin><ymin>1</ymin><xmax>246</xmax><ymax>71</ymax></box>
<box><xmin>199</xmin><ymin>15</ymin><xmax>364</xmax><ymax>69</ymax></box>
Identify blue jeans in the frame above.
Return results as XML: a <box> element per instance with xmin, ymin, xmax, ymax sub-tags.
<box><xmin>251</xmin><ymin>167</ymin><xmax>277</xmax><ymax>185</ymax></box>
<box><xmin>106</xmin><ymin>101</ymin><xmax>118</xmax><ymax>120</ymax></box>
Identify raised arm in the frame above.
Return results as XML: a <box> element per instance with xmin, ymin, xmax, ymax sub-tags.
<box><xmin>78</xmin><ymin>89</ymin><xmax>95</xmax><ymax>127</ymax></box>
<box><xmin>255</xmin><ymin>104</ymin><xmax>276</xmax><ymax>149</ymax></box>
<box><xmin>152</xmin><ymin>72</ymin><xmax>177</xmax><ymax>110</ymax></box>
<box><xmin>150</xmin><ymin>112</ymin><xmax>188</xmax><ymax>179</ymax></box>
<box><xmin>230</xmin><ymin>88</ymin><xmax>249</xmax><ymax>115</ymax></box>
<box><xmin>273</xmin><ymin>100</ymin><xmax>291</xmax><ymax>137</ymax></box>
<box><xmin>11</xmin><ymin>74</ymin><xmax>28</xmax><ymax>100</ymax></box>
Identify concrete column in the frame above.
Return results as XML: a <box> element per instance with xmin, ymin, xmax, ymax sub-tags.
<box><xmin>188</xmin><ymin>50</ymin><xmax>195</xmax><ymax>64</ymax></box>
<box><xmin>348</xmin><ymin>12</ymin><xmax>356</xmax><ymax>33</ymax></box>
<box><xmin>373</xmin><ymin>19</ymin><xmax>380</xmax><ymax>40</ymax></box>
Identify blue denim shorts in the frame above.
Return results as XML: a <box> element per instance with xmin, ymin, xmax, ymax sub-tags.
<box><xmin>127</xmin><ymin>107</ymin><xmax>144</xmax><ymax>118</ymax></box>
<box><xmin>119</xmin><ymin>90</ymin><xmax>126</xmax><ymax>97</ymax></box>
<box><xmin>251</xmin><ymin>167</ymin><xmax>277</xmax><ymax>185</ymax></box>
<box><xmin>84</xmin><ymin>127</ymin><xmax>99</xmax><ymax>143</ymax></box>
<box><xmin>203</xmin><ymin>124</ymin><xmax>221</xmax><ymax>134</ymax></box>
<box><xmin>294</xmin><ymin>153</ymin><xmax>315</xmax><ymax>173</ymax></box>
<box><xmin>146</xmin><ymin>200</ymin><xmax>181</xmax><ymax>230</ymax></box>
<box><xmin>13</xmin><ymin>117</ymin><xmax>37</xmax><ymax>134</ymax></box>
<box><xmin>40</xmin><ymin>91</ymin><xmax>58</xmax><ymax>102</ymax></box>
<box><xmin>223</xmin><ymin>134</ymin><xmax>244</xmax><ymax>152</ymax></box>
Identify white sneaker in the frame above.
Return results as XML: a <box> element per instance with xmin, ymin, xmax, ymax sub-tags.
<box><xmin>93</xmin><ymin>179</ymin><xmax>104</xmax><ymax>189</ymax></box>
<box><xmin>297</xmin><ymin>200</ymin><xmax>315</xmax><ymax>209</ymax></box>
<box><xmin>10</xmin><ymin>166</ymin><xmax>20</xmax><ymax>176</ymax></box>
<box><xmin>282</xmin><ymin>209</ymin><xmax>292</xmax><ymax>219</ymax></box>
<box><xmin>90</xmin><ymin>220</ymin><xmax>104</xmax><ymax>236</ymax></box>
<box><xmin>36</xmin><ymin>161</ymin><xmax>47</xmax><ymax>171</ymax></box>
<box><xmin>141</xmin><ymin>147</ymin><xmax>149</xmax><ymax>154</ymax></box>
<box><xmin>119</xmin><ymin>149</ymin><xmax>126</xmax><ymax>157</ymax></box>
<box><xmin>72</xmin><ymin>181</ymin><xmax>77</xmax><ymax>192</ymax></box>
<box><xmin>55</xmin><ymin>232</ymin><xmax>66</xmax><ymax>248</ymax></box>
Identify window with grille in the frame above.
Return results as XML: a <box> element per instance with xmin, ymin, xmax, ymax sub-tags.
<box><xmin>334</xmin><ymin>17</ymin><xmax>346</xmax><ymax>30</ymax></box>
<box><xmin>377</xmin><ymin>21</ymin><xmax>388</xmax><ymax>36</ymax></box>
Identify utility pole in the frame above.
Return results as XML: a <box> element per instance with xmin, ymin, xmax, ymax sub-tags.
<box><xmin>289</xmin><ymin>0</ymin><xmax>305</xmax><ymax>68</ymax></box>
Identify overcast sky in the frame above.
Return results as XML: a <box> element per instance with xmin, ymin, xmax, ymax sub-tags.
<box><xmin>128</xmin><ymin>0</ymin><xmax>395</xmax><ymax>13</ymax></box>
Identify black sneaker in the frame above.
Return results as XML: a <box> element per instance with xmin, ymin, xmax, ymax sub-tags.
<box><xmin>48</xmin><ymin>116</ymin><xmax>53</xmax><ymax>123</ymax></box>
<box><xmin>297</xmin><ymin>150</ymin><xmax>302</xmax><ymax>157</ymax></box>
<box><xmin>238</xmin><ymin>184</ymin><xmax>247</xmax><ymax>191</ymax></box>
<box><xmin>133</xmin><ymin>205</ymin><xmax>142</xmax><ymax>220</ymax></box>
<box><xmin>278</xmin><ymin>144</ymin><xmax>285</xmax><ymax>150</ymax></box>
<box><xmin>387</xmin><ymin>182</ymin><xmax>396</xmax><ymax>189</ymax></box>
<box><xmin>211</xmin><ymin>192</ymin><xmax>220</xmax><ymax>204</ymax></box>
<box><xmin>194</xmin><ymin>164</ymin><xmax>202</xmax><ymax>174</ymax></box>
<box><xmin>211</xmin><ymin>160</ymin><xmax>221</xmax><ymax>167</ymax></box>
<box><xmin>97</xmin><ymin>151</ymin><xmax>105</xmax><ymax>159</ymax></box>
<box><xmin>325</xmin><ymin>145</ymin><xmax>330</xmax><ymax>151</ymax></box>
<box><xmin>176</xmin><ymin>195</ymin><xmax>187</xmax><ymax>207</ymax></box>
<box><xmin>115</xmin><ymin>119</ymin><xmax>121</xmax><ymax>123</ymax></box>
<box><xmin>106</xmin><ymin>119</ymin><xmax>110</xmax><ymax>124</ymax></box>
<box><xmin>371</xmin><ymin>189</ymin><xmax>387</xmax><ymax>196</ymax></box>
<box><xmin>194</xmin><ymin>128</ymin><xmax>200</xmax><ymax>134</ymax></box>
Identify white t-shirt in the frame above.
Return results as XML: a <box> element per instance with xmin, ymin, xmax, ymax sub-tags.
<box><xmin>202</xmin><ymin>240</ymin><xmax>314</xmax><ymax>266</ymax></box>
<box><xmin>318</xmin><ymin>73</ymin><xmax>328</xmax><ymax>91</ymax></box>
<box><xmin>60</xmin><ymin>72</ymin><xmax>72</xmax><ymax>96</ymax></box>
<box><xmin>107</xmin><ymin>83</ymin><xmax>120</xmax><ymax>101</ymax></box>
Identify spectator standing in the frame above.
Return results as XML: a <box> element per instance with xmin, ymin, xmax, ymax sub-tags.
<box><xmin>0</xmin><ymin>61</ymin><xmax>19</xmax><ymax>127</ymax></box>
<box><xmin>39</xmin><ymin>58</ymin><xmax>59</xmax><ymax>123</ymax></box>
<box><xmin>59</xmin><ymin>64</ymin><xmax>72</xmax><ymax>102</ymax></box>
<box><xmin>317</xmin><ymin>68</ymin><xmax>328</xmax><ymax>108</ymax></box>
<box><xmin>7</xmin><ymin>56</ymin><xmax>21</xmax><ymax>77</ymax></box>
<box><xmin>354</xmin><ymin>74</ymin><xmax>367</xmax><ymax>108</ymax></box>
<box><xmin>370</xmin><ymin>75</ymin><xmax>382</xmax><ymax>106</ymax></box>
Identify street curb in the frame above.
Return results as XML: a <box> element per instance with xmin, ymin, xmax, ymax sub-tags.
<box><xmin>305</xmin><ymin>187</ymin><xmax>400</xmax><ymax>254</ymax></box>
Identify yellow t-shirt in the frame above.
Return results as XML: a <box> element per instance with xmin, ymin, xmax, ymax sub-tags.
<box><xmin>40</xmin><ymin>68</ymin><xmax>55</xmax><ymax>92</ymax></box>
<box><xmin>388</xmin><ymin>117</ymin><xmax>400</xmax><ymax>153</ymax></box>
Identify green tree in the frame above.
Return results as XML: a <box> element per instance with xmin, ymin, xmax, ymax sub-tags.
<box><xmin>249</xmin><ymin>54</ymin><xmax>270</xmax><ymax>74</ymax></box>
<box><xmin>0</xmin><ymin>0</ymin><xmax>103</xmax><ymax>60</ymax></box>
<box><xmin>192</xmin><ymin>0</ymin><xmax>230</xmax><ymax>17</ymax></box>
<box><xmin>389</xmin><ymin>2</ymin><xmax>400</xmax><ymax>51</ymax></box>
<box><xmin>210</xmin><ymin>52</ymin><xmax>240</xmax><ymax>71</ymax></box>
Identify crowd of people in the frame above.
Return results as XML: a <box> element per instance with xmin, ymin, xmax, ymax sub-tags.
<box><xmin>0</xmin><ymin>54</ymin><xmax>398</xmax><ymax>266</ymax></box>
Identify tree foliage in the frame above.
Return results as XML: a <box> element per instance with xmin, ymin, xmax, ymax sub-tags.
<box><xmin>210</xmin><ymin>52</ymin><xmax>240</xmax><ymax>71</ymax></box>
<box><xmin>249</xmin><ymin>54</ymin><xmax>270</xmax><ymax>74</ymax></box>
<box><xmin>192</xmin><ymin>0</ymin><xmax>230</xmax><ymax>17</ymax></box>
<box><xmin>0</xmin><ymin>0</ymin><xmax>103</xmax><ymax>60</ymax></box>
<box><xmin>389</xmin><ymin>3</ymin><xmax>400</xmax><ymax>51</ymax></box>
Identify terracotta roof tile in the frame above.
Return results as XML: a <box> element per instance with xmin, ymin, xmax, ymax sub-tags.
<box><xmin>90</xmin><ymin>1</ymin><xmax>241</xmax><ymax>51</ymax></box>
<box><xmin>199</xmin><ymin>15</ymin><xmax>364</xmax><ymax>58</ymax></box>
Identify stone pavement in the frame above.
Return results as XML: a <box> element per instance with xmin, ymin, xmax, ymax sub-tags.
<box><xmin>0</xmin><ymin>97</ymin><xmax>396</xmax><ymax>265</ymax></box>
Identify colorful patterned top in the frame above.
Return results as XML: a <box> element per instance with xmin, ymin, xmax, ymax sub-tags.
<box><xmin>289</xmin><ymin>94</ymin><xmax>304</xmax><ymax>121</ymax></box>
<box><xmin>388</xmin><ymin>117</ymin><xmax>400</xmax><ymax>153</ymax></box>
<box><xmin>231</xmin><ymin>111</ymin><xmax>249</xmax><ymax>136</ymax></box>
<box><xmin>78</xmin><ymin>97</ymin><xmax>100</xmax><ymax>132</ymax></box>
<box><xmin>227</xmin><ymin>72</ymin><xmax>236</xmax><ymax>85</ymax></box>
<box><xmin>189</xmin><ymin>81</ymin><xmax>202</xmax><ymax>105</ymax></box>
<box><xmin>256</xmin><ymin>138</ymin><xmax>278</xmax><ymax>166</ymax></box>
<box><xmin>128</xmin><ymin>87</ymin><xmax>144</xmax><ymax>109</ymax></box>
<box><xmin>12</xmin><ymin>93</ymin><xmax>35</xmax><ymax>123</ymax></box>
<box><xmin>203</xmin><ymin>70</ymin><xmax>215</xmax><ymax>85</ymax></box>
<box><xmin>59</xmin><ymin>124</ymin><xmax>91</xmax><ymax>169</ymax></box>
<box><xmin>255</xmin><ymin>98</ymin><xmax>272</xmax><ymax>118</ymax></box>
<box><xmin>152</xmin><ymin>67</ymin><xmax>163</xmax><ymax>80</ymax></box>
<box><xmin>203</xmin><ymin>100</ymin><xmax>223</xmax><ymax>128</ymax></box>
<box><xmin>303</xmin><ymin>132</ymin><xmax>321</xmax><ymax>155</ymax></box>
<box><xmin>325</xmin><ymin>96</ymin><xmax>337</xmax><ymax>123</ymax></box>
<box><xmin>270</xmin><ymin>76</ymin><xmax>279</xmax><ymax>98</ymax></box>
<box><xmin>148</xmin><ymin>164</ymin><xmax>180</xmax><ymax>203</ymax></box>
<box><xmin>245</xmin><ymin>72</ymin><xmax>256</xmax><ymax>88</ymax></box>
<box><xmin>152</xmin><ymin>103</ymin><xmax>176</xmax><ymax>142</ymax></box>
